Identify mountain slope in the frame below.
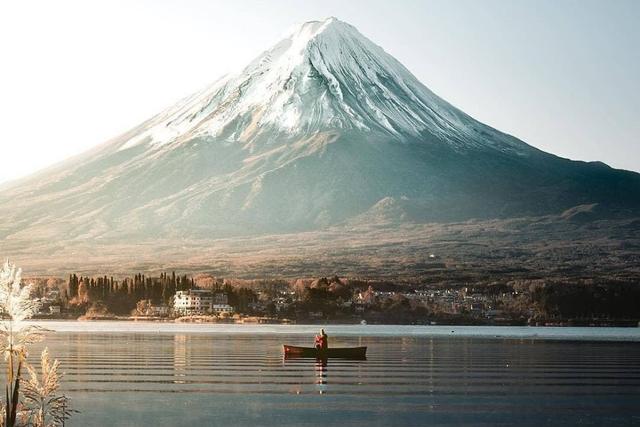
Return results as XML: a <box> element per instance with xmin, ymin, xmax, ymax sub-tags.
<box><xmin>0</xmin><ymin>17</ymin><xmax>638</xmax><ymax>244</ymax></box>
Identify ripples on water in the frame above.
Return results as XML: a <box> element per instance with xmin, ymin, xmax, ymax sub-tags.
<box><xmin>25</xmin><ymin>330</ymin><xmax>640</xmax><ymax>426</ymax></box>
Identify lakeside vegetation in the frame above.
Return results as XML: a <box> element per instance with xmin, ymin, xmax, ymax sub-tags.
<box><xmin>26</xmin><ymin>272</ymin><xmax>640</xmax><ymax>326</ymax></box>
<box><xmin>0</xmin><ymin>261</ymin><xmax>73</xmax><ymax>427</ymax></box>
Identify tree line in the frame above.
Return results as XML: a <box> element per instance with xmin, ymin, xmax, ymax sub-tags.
<box><xmin>66</xmin><ymin>272</ymin><xmax>196</xmax><ymax>314</ymax></box>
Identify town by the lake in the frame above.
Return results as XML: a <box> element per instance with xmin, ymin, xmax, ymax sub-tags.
<box><xmin>27</xmin><ymin>272</ymin><xmax>640</xmax><ymax>327</ymax></box>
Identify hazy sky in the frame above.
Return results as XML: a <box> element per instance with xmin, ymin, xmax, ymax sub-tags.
<box><xmin>1</xmin><ymin>0</ymin><xmax>638</xmax><ymax>183</ymax></box>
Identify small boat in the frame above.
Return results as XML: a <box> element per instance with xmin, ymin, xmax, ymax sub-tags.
<box><xmin>283</xmin><ymin>345</ymin><xmax>367</xmax><ymax>360</ymax></box>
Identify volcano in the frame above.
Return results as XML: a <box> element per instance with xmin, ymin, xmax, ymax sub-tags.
<box><xmin>1</xmin><ymin>17</ymin><xmax>638</xmax><ymax>245</ymax></box>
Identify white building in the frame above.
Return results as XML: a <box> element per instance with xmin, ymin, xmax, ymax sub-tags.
<box><xmin>173</xmin><ymin>290</ymin><xmax>233</xmax><ymax>315</ymax></box>
<box><xmin>174</xmin><ymin>290</ymin><xmax>213</xmax><ymax>314</ymax></box>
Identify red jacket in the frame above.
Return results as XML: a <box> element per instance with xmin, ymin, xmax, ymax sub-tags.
<box><xmin>315</xmin><ymin>334</ymin><xmax>327</xmax><ymax>349</ymax></box>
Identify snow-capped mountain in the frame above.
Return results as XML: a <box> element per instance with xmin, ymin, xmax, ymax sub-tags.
<box><xmin>117</xmin><ymin>17</ymin><xmax>526</xmax><ymax>155</ymax></box>
<box><xmin>0</xmin><ymin>17</ymin><xmax>638</xmax><ymax>243</ymax></box>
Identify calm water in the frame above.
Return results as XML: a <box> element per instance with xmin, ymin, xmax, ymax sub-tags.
<box><xmin>19</xmin><ymin>323</ymin><xmax>640</xmax><ymax>426</ymax></box>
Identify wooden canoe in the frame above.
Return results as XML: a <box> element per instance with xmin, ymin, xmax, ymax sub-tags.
<box><xmin>283</xmin><ymin>345</ymin><xmax>367</xmax><ymax>359</ymax></box>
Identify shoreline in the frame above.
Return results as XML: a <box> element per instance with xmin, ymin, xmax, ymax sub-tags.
<box><xmin>23</xmin><ymin>320</ymin><xmax>640</xmax><ymax>342</ymax></box>
<box><xmin>31</xmin><ymin>314</ymin><xmax>640</xmax><ymax>328</ymax></box>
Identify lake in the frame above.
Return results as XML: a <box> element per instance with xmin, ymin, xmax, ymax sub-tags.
<box><xmin>22</xmin><ymin>322</ymin><xmax>640</xmax><ymax>426</ymax></box>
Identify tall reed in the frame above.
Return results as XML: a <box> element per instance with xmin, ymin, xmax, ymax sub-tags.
<box><xmin>0</xmin><ymin>261</ymin><xmax>73</xmax><ymax>427</ymax></box>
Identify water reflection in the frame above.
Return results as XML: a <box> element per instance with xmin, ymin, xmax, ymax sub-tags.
<box><xmin>24</xmin><ymin>332</ymin><xmax>640</xmax><ymax>426</ymax></box>
<box><xmin>173</xmin><ymin>334</ymin><xmax>187</xmax><ymax>384</ymax></box>
<box><xmin>314</xmin><ymin>359</ymin><xmax>327</xmax><ymax>386</ymax></box>
<box><xmin>314</xmin><ymin>359</ymin><xmax>328</xmax><ymax>395</ymax></box>
<box><xmin>281</xmin><ymin>352</ymin><xmax>368</xmax><ymax>395</ymax></box>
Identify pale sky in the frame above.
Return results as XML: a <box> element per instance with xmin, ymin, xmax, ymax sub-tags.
<box><xmin>0</xmin><ymin>0</ymin><xmax>638</xmax><ymax>184</ymax></box>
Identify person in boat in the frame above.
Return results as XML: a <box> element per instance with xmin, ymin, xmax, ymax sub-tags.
<box><xmin>314</xmin><ymin>329</ymin><xmax>328</xmax><ymax>350</ymax></box>
<box><xmin>314</xmin><ymin>331</ymin><xmax>322</xmax><ymax>350</ymax></box>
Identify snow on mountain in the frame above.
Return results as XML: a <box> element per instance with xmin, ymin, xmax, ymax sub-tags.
<box><xmin>118</xmin><ymin>17</ymin><xmax>526</xmax><ymax>155</ymax></box>
<box><xmin>0</xmin><ymin>17</ymin><xmax>638</xmax><ymax>244</ymax></box>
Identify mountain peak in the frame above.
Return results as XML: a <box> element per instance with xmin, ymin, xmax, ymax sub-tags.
<box><xmin>285</xmin><ymin>17</ymin><xmax>356</xmax><ymax>54</ymax></box>
<box><xmin>259</xmin><ymin>16</ymin><xmax>363</xmax><ymax>76</ymax></box>
<box><xmin>294</xmin><ymin>16</ymin><xmax>349</xmax><ymax>35</ymax></box>
<box><xmin>118</xmin><ymin>17</ymin><xmax>527</xmax><ymax>155</ymax></box>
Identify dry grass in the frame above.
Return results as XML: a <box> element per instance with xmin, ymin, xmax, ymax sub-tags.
<box><xmin>2</xmin><ymin>214</ymin><xmax>639</xmax><ymax>283</ymax></box>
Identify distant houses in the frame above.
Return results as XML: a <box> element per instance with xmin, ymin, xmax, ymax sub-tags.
<box><xmin>134</xmin><ymin>299</ymin><xmax>169</xmax><ymax>317</ymax></box>
<box><xmin>33</xmin><ymin>287</ymin><xmax>64</xmax><ymax>317</ymax></box>
<box><xmin>31</xmin><ymin>269</ymin><xmax>634</xmax><ymax>325</ymax></box>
